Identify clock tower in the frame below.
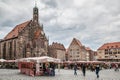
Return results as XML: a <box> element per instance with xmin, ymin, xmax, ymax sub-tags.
<box><xmin>33</xmin><ymin>6</ymin><xmax>39</xmax><ymax>23</ymax></box>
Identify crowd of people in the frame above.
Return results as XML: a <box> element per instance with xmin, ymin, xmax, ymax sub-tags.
<box><xmin>43</xmin><ymin>62</ymin><xmax>56</xmax><ymax>76</ymax></box>
<box><xmin>73</xmin><ymin>63</ymin><xmax>100</xmax><ymax>78</ymax></box>
<box><xmin>64</xmin><ymin>63</ymin><xmax>119</xmax><ymax>78</ymax></box>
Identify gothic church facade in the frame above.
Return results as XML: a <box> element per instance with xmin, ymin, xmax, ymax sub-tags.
<box><xmin>0</xmin><ymin>6</ymin><xmax>48</xmax><ymax>60</ymax></box>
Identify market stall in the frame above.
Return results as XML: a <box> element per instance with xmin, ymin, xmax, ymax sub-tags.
<box><xmin>0</xmin><ymin>59</ymin><xmax>6</xmax><ymax>68</ymax></box>
<box><xmin>18</xmin><ymin>56</ymin><xmax>61</xmax><ymax>76</ymax></box>
<box><xmin>4</xmin><ymin>60</ymin><xmax>17</xmax><ymax>69</ymax></box>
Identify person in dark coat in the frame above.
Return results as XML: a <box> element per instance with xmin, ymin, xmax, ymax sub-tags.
<box><xmin>82</xmin><ymin>63</ymin><xmax>86</xmax><ymax>77</ymax></box>
<box><xmin>50</xmin><ymin>63</ymin><xmax>55</xmax><ymax>76</ymax></box>
<box><xmin>74</xmin><ymin>63</ymin><xmax>77</xmax><ymax>75</ymax></box>
<box><xmin>95</xmin><ymin>65</ymin><xmax>100</xmax><ymax>78</ymax></box>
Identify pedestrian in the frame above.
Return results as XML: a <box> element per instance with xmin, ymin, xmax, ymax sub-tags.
<box><xmin>114</xmin><ymin>64</ymin><xmax>119</xmax><ymax>72</ymax></box>
<box><xmin>82</xmin><ymin>63</ymin><xmax>86</xmax><ymax>77</ymax></box>
<box><xmin>95</xmin><ymin>64</ymin><xmax>100</xmax><ymax>78</ymax></box>
<box><xmin>109</xmin><ymin>63</ymin><xmax>112</xmax><ymax>69</ymax></box>
<box><xmin>74</xmin><ymin>63</ymin><xmax>77</xmax><ymax>75</ymax></box>
<box><xmin>33</xmin><ymin>64</ymin><xmax>36</xmax><ymax>76</ymax></box>
<box><xmin>50</xmin><ymin>63</ymin><xmax>55</xmax><ymax>76</ymax></box>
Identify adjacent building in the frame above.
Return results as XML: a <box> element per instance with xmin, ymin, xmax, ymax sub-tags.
<box><xmin>0</xmin><ymin>6</ymin><xmax>48</xmax><ymax>60</ymax></box>
<box><xmin>85</xmin><ymin>47</ymin><xmax>95</xmax><ymax>61</ymax></box>
<box><xmin>93</xmin><ymin>51</ymin><xmax>98</xmax><ymax>61</ymax></box>
<box><xmin>97</xmin><ymin>42</ymin><xmax>120</xmax><ymax>62</ymax></box>
<box><xmin>48</xmin><ymin>42</ymin><xmax>66</xmax><ymax>61</ymax></box>
<box><xmin>67</xmin><ymin>38</ymin><xmax>89</xmax><ymax>61</ymax></box>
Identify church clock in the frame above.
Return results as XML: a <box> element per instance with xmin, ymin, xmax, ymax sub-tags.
<box><xmin>34</xmin><ymin>9</ymin><xmax>38</xmax><ymax>14</ymax></box>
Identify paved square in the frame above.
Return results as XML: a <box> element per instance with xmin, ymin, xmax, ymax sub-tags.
<box><xmin>0</xmin><ymin>69</ymin><xmax>119</xmax><ymax>80</ymax></box>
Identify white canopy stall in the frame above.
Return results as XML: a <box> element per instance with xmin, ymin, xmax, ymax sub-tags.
<box><xmin>18</xmin><ymin>56</ymin><xmax>61</xmax><ymax>76</ymax></box>
<box><xmin>0</xmin><ymin>59</ymin><xmax>6</xmax><ymax>62</ymax></box>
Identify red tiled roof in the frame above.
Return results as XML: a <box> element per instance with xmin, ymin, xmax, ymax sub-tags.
<box><xmin>50</xmin><ymin>42</ymin><xmax>66</xmax><ymax>50</ymax></box>
<box><xmin>4</xmin><ymin>20</ymin><xmax>31</xmax><ymax>40</ymax></box>
<box><xmin>98</xmin><ymin>42</ymin><xmax>120</xmax><ymax>50</ymax></box>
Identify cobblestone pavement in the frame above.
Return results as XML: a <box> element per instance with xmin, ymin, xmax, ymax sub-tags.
<box><xmin>0</xmin><ymin>69</ymin><xmax>119</xmax><ymax>80</ymax></box>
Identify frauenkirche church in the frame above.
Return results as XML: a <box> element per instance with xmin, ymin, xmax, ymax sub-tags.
<box><xmin>0</xmin><ymin>5</ymin><xmax>49</xmax><ymax>60</ymax></box>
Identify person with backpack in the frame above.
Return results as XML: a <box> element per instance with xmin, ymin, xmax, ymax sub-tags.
<box><xmin>95</xmin><ymin>64</ymin><xmax>100</xmax><ymax>78</ymax></box>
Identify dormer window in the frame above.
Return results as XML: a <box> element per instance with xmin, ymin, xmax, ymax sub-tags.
<box><xmin>111</xmin><ymin>46</ymin><xmax>113</xmax><ymax>48</ymax></box>
<box><xmin>13</xmin><ymin>35</ymin><xmax>15</xmax><ymax>37</ymax></box>
<box><xmin>116</xmin><ymin>45</ymin><xmax>118</xmax><ymax>48</ymax></box>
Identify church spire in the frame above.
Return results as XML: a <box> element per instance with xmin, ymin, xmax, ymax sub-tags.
<box><xmin>33</xmin><ymin>0</ymin><xmax>39</xmax><ymax>23</ymax></box>
<box><xmin>35</xmin><ymin>0</ymin><xmax>37</xmax><ymax>7</ymax></box>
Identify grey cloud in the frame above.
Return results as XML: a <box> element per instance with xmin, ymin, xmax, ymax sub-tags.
<box><xmin>0</xmin><ymin>20</ymin><xmax>14</xmax><ymax>27</ymax></box>
<box><xmin>38</xmin><ymin>0</ymin><xmax>120</xmax><ymax>50</ymax></box>
<box><xmin>42</xmin><ymin>0</ymin><xmax>58</xmax><ymax>8</ymax></box>
<box><xmin>0</xmin><ymin>0</ymin><xmax>120</xmax><ymax>50</ymax></box>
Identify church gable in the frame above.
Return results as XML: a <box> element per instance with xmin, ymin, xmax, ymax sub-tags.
<box><xmin>33</xmin><ymin>28</ymin><xmax>45</xmax><ymax>39</ymax></box>
<box><xmin>34</xmin><ymin>29</ymin><xmax>41</xmax><ymax>39</ymax></box>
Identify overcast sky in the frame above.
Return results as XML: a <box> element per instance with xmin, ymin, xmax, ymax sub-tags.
<box><xmin>0</xmin><ymin>0</ymin><xmax>120</xmax><ymax>51</ymax></box>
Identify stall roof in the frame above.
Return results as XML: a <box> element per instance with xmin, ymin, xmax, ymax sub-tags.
<box><xmin>0</xmin><ymin>59</ymin><xmax>6</xmax><ymax>62</ymax></box>
<box><xmin>5</xmin><ymin>60</ymin><xmax>17</xmax><ymax>63</ymax></box>
<box><xmin>18</xmin><ymin>56</ymin><xmax>61</xmax><ymax>63</ymax></box>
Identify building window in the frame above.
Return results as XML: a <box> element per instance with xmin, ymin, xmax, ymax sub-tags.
<box><xmin>115</xmin><ymin>56</ymin><xmax>117</xmax><ymax>57</ymax></box>
<box><xmin>105</xmin><ymin>49</ymin><xmax>108</xmax><ymax>54</ymax></box>
<box><xmin>118</xmin><ymin>51</ymin><xmax>120</xmax><ymax>54</ymax></box>
<box><xmin>111</xmin><ymin>46</ymin><xmax>114</xmax><ymax>48</ymax></box>
<box><xmin>105</xmin><ymin>52</ymin><xmax>108</xmax><ymax>54</ymax></box>
<box><xmin>113</xmin><ymin>52</ymin><xmax>117</xmax><ymax>54</ymax></box>
<box><xmin>107</xmin><ymin>46</ymin><xmax>109</xmax><ymax>48</ymax></box>
<box><xmin>105</xmin><ymin>56</ymin><xmax>108</xmax><ymax>58</ymax></box>
<box><xmin>77</xmin><ymin>55</ymin><xmax>79</xmax><ymax>57</ymax></box>
<box><xmin>116</xmin><ymin>45</ymin><xmax>118</xmax><ymax>48</ymax></box>
<box><xmin>109</xmin><ymin>52</ymin><xmax>112</xmax><ymax>54</ymax></box>
<box><xmin>105</xmin><ymin>49</ymin><xmax>108</xmax><ymax>51</ymax></box>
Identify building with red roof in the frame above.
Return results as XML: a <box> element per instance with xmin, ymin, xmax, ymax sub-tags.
<box><xmin>97</xmin><ymin>42</ymin><xmax>120</xmax><ymax>62</ymax></box>
<box><xmin>67</xmin><ymin>38</ymin><xmax>94</xmax><ymax>61</ymax></box>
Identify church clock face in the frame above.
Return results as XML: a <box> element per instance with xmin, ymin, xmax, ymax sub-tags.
<box><xmin>34</xmin><ymin>9</ymin><xmax>37</xmax><ymax>14</ymax></box>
